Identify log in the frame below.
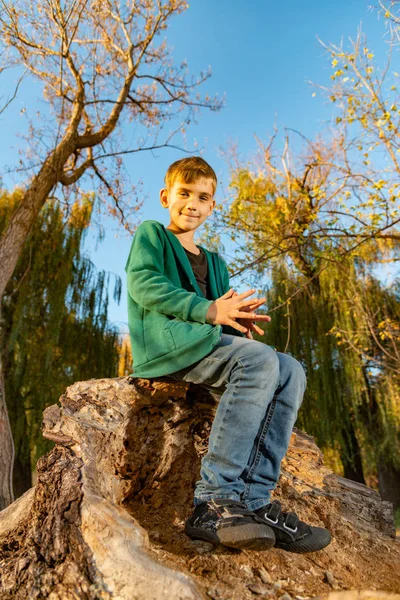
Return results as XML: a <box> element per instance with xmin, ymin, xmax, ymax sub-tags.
<box><xmin>0</xmin><ymin>377</ymin><xmax>399</xmax><ymax>600</ymax></box>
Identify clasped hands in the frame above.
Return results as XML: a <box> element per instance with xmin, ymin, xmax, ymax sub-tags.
<box><xmin>206</xmin><ymin>288</ymin><xmax>271</xmax><ymax>340</ymax></box>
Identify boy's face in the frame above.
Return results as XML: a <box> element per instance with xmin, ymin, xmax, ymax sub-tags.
<box><xmin>160</xmin><ymin>177</ymin><xmax>215</xmax><ymax>234</ymax></box>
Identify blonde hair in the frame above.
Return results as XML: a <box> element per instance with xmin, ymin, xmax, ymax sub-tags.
<box><xmin>165</xmin><ymin>157</ymin><xmax>217</xmax><ymax>194</ymax></box>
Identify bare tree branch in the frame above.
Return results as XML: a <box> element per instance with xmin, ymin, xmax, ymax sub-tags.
<box><xmin>0</xmin><ymin>65</ymin><xmax>28</xmax><ymax>115</ymax></box>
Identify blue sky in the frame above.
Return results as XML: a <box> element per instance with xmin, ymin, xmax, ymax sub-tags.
<box><xmin>1</xmin><ymin>1</ymin><xmax>397</xmax><ymax>332</ymax></box>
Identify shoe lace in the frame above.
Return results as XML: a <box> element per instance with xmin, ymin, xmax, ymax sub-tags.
<box><xmin>211</xmin><ymin>499</ymin><xmax>256</xmax><ymax>524</ymax></box>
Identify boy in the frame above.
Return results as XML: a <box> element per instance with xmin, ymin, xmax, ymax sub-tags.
<box><xmin>125</xmin><ymin>157</ymin><xmax>331</xmax><ymax>553</ymax></box>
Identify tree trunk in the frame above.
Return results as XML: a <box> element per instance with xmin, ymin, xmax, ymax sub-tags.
<box><xmin>0</xmin><ymin>377</ymin><xmax>398</xmax><ymax>600</ymax></box>
<box><xmin>12</xmin><ymin>453</ymin><xmax>32</xmax><ymax>500</ymax></box>
<box><xmin>0</xmin><ymin>337</ymin><xmax>14</xmax><ymax>511</ymax></box>
<box><xmin>0</xmin><ymin>136</ymin><xmax>77</xmax><ymax>300</ymax></box>
<box><xmin>0</xmin><ymin>342</ymin><xmax>32</xmax><ymax>500</ymax></box>
<box><xmin>378</xmin><ymin>461</ymin><xmax>400</xmax><ymax>512</ymax></box>
<box><xmin>0</xmin><ymin>134</ymin><xmax>79</xmax><ymax>509</ymax></box>
<box><xmin>360</xmin><ymin>369</ymin><xmax>400</xmax><ymax>511</ymax></box>
<box><xmin>3</xmin><ymin>355</ymin><xmax>33</xmax><ymax>499</ymax></box>
<box><xmin>341</xmin><ymin>420</ymin><xmax>366</xmax><ymax>484</ymax></box>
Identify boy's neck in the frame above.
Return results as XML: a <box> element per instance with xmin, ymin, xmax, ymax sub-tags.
<box><xmin>166</xmin><ymin>226</ymin><xmax>198</xmax><ymax>250</ymax></box>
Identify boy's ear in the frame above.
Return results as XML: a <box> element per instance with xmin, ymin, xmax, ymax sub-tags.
<box><xmin>208</xmin><ymin>199</ymin><xmax>216</xmax><ymax>215</ymax></box>
<box><xmin>160</xmin><ymin>188</ymin><xmax>168</xmax><ymax>208</ymax></box>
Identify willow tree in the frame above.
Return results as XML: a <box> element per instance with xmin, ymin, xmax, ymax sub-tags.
<box><xmin>328</xmin><ymin>268</ymin><xmax>400</xmax><ymax>507</ymax></box>
<box><xmin>260</xmin><ymin>262</ymin><xmax>400</xmax><ymax>502</ymax></box>
<box><xmin>1</xmin><ymin>189</ymin><xmax>122</xmax><ymax>498</ymax></box>
<box><xmin>205</xmin><ymin>28</ymin><xmax>400</xmax><ymax>504</ymax></box>
<box><xmin>0</xmin><ymin>0</ymin><xmax>221</xmax><ymax>507</ymax></box>
<box><xmin>210</xmin><ymin>166</ymin><xmax>400</xmax><ymax>501</ymax></box>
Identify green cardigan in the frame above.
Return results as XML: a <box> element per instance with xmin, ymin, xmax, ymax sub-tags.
<box><xmin>125</xmin><ymin>220</ymin><xmax>240</xmax><ymax>378</ymax></box>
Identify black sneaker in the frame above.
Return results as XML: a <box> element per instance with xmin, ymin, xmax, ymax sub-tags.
<box><xmin>254</xmin><ymin>500</ymin><xmax>331</xmax><ymax>553</ymax></box>
<box><xmin>185</xmin><ymin>498</ymin><xmax>276</xmax><ymax>550</ymax></box>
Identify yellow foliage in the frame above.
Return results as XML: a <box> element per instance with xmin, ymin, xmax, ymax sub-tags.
<box><xmin>118</xmin><ymin>335</ymin><xmax>132</xmax><ymax>377</ymax></box>
<box><xmin>68</xmin><ymin>195</ymin><xmax>93</xmax><ymax>229</ymax></box>
<box><xmin>275</xmin><ymin>196</ymin><xmax>289</xmax><ymax>216</ymax></box>
<box><xmin>374</xmin><ymin>180</ymin><xmax>386</xmax><ymax>190</ymax></box>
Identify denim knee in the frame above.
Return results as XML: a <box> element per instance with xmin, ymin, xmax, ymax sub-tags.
<box><xmin>290</xmin><ymin>355</ymin><xmax>307</xmax><ymax>387</ymax></box>
<box><xmin>238</xmin><ymin>341</ymin><xmax>279</xmax><ymax>370</ymax></box>
<box><xmin>243</xmin><ymin>344</ymin><xmax>280</xmax><ymax>386</ymax></box>
<box><xmin>277</xmin><ymin>352</ymin><xmax>307</xmax><ymax>406</ymax></box>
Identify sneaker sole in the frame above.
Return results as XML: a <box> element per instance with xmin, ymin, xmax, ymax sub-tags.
<box><xmin>185</xmin><ymin>521</ymin><xmax>275</xmax><ymax>551</ymax></box>
<box><xmin>275</xmin><ymin>529</ymin><xmax>332</xmax><ymax>553</ymax></box>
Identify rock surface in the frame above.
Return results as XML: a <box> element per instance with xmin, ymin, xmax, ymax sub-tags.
<box><xmin>0</xmin><ymin>376</ymin><xmax>399</xmax><ymax>599</ymax></box>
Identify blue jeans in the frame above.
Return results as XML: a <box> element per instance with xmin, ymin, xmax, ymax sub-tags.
<box><xmin>169</xmin><ymin>334</ymin><xmax>306</xmax><ymax>511</ymax></box>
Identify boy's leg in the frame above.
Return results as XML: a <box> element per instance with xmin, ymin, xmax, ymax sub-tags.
<box><xmin>238</xmin><ymin>351</ymin><xmax>331</xmax><ymax>553</ymax></box>
<box><xmin>169</xmin><ymin>333</ymin><xmax>279</xmax><ymax>549</ymax></box>
<box><xmin>169</xmin><ymin>334</ymin><xmax>282</xmax><ymax>503</ymax></box>
<box><xmin>172</xmin><ymin>334</ymin><xmax>331</xmax><ymax>552</ymax></box>
<box><xmin>241</xmin><ymin>351</ymin><xmax>306</xmax><ymax>511</ymax></box>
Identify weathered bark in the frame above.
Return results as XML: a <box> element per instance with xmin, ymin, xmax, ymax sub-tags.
<box><xmin>0</xmin><ymin>377</ymin><xmax>202</xmax><ymax>599</ymax></box>
<box><xmin>0</xmin><ymin>377</ymin><xmax>398</xmax><ymax>600</ymax></box>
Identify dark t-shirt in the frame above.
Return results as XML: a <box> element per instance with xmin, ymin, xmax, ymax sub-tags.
<box><xmin>183</xmin><ymin>247</ymin><xmax>209</xmax><ymax>299</ymax></box>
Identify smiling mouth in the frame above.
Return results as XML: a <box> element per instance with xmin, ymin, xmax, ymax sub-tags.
<box><xmin>181</xmin><ymin>214</ymin><xmax>199</xmax><ymax>218</ymax></box>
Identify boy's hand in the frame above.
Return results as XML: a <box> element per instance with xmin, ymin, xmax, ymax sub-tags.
<box><xmin>206</xmin><ymin>289</ymin><xmax>271</xmax><ymax>335</ymax></box>
<box><xmin>232</xmin><ymin>290</ymin><xmax>270</xmax><ymax>339</ymax></box>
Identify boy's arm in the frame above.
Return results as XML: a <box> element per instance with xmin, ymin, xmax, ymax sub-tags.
<box><xmin>126</xmin><ymin>222</ymin><xmax>213</xmax><ymax>323</ymax></box>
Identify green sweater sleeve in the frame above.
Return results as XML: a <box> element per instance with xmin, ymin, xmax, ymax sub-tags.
<box><xmin>126</xmin><ymin>222</ymin><xmax>213</xmax><ymax>323</ymax></box>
